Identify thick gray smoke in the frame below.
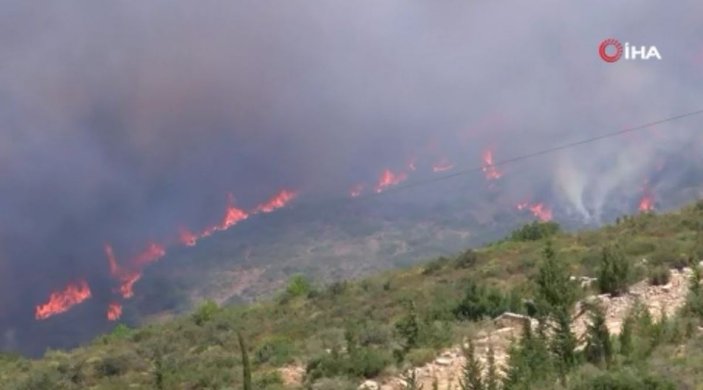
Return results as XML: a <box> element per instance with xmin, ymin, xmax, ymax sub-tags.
<box><xmin>0</xmin><ymin>1</ymin><xmax>701</xmax><ymax>354</ymax></box>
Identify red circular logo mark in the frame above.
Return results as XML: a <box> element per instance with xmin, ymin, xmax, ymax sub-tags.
<box><xmin>599</xmin><ymin>38</ymin><xmax>623</xmax><ymax>63</ymax></box>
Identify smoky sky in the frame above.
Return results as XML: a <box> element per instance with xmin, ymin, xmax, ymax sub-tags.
<box><xmin>1</xmin><ymin>1</ymin><xmax>702</xmax><ymax>353</ymax></box>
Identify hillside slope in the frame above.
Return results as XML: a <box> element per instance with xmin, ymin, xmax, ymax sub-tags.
<box><xmin>3</xmin><ymin>202</ymin><xmax>703</xmax><ymax>389</ymax></box>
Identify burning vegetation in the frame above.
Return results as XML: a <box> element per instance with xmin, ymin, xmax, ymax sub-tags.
<box><xmin>32</xmin><ymin>145</ymin><xmax>665</xmax><ymax>323</ymax></box>
<box><xmin>35</xmin><ymin>280</ymin><xmax>92</xmax><ymax>320</ymax></box>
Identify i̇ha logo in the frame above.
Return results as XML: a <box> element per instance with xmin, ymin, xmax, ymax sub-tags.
<box><xmin>599</xmin><ymin>38</ymin><xmax>661</xmax><ymax>63</ymax></box>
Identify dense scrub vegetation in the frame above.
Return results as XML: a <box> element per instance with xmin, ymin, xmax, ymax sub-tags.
<box><xmin>4</xmin><ymin>202</ymin><xmax>703</xmax><ymax>389</ymax></box>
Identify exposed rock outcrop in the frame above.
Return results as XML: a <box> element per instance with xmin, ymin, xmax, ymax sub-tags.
<box><xmin>363</xmin><ymin>264</ymin><xmax>699</xmax><ymax>389</ymax></box>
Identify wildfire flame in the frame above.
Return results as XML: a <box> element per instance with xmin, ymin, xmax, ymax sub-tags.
<box><xmin>219</xmin><ymin>193</ymin><xmax>249</xmax><ymax>229</ymax></box>
<box><xmin>179</xmin><ymin>227</ymin><xmax>198</xmax><ymax>247</ymax></box>
<box><xmin>639</xmin><ymin>186</ymin><xmax>655</xmax><ymax>212</ymax></box>
<box><xmin>350</xmin><ymin>184</ymin><xmax>364</xmax><ymax>198</ymax></box>
<box><xmin>407</xmin><ymin>159</ymin><xmax>417</xmax><ymax>172</ymax></box>
<box><xmin>517</xmin><ymin>202</ymin><xmax>553</xmax><ymax>222</ymax></box>
<box><xmin>375</xmin><ymin>169</ymin><xmax>407</xmax><ymax>193</ymax></box>
<box><xmin>132</xmin><ymin>242</ymin><xmax>166</xmax><ymax>268</ymax></box>
<box><xmin>117</xmin><ymin>271</ymin><xmax>142</xmax><ymax>299</ymax></box>
<box><xmin>481</xmin><ymin>149</ymin><xmax>502</xmax><ymax>180</ymax></box>
<box><xmin>35</xmin><ymin>280</ymin><xmax>92</xmax><ymax>320</ymax></box>
<box><xmin>38</xmin><ymin>186</ymin><xmax>301</xmax><ymax>321</ymax></box>
<box><xmin>105</xmin><ymin>243</ymin><xmax>144</xmax><ymax>299</ymax></box>
<box><xmin>107</xmin><ymin>302</ymin><xmax>123</xmax><ymax>321</ymax></box>
<box><xmin>255</xmin><ymin>189</ymin><xmax>297</xmax><ymax>213</ymax></box>
<box><xmin>432</xmin><ymin>158</ymin><xmax>454</xmax><ymax>173</ymax></box>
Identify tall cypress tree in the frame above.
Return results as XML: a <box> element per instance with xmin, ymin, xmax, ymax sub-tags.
<box><xmin>237</xmin><ymin>331</ymin><xmax>252</xmax><ymax>390</ymax></box>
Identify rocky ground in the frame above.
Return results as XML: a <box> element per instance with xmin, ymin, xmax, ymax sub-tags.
<box><xmin>359</xmin><ymin>264</ymin><xmax>698</xmax><ymax>390</ymax></box>
<box><xmin>278</xmin><ymin>263</ymin><xmax>699</xmax><ymax>390</ymax></box>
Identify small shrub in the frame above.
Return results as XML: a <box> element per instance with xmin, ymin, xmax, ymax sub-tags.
<box><xmin>623</xmin><ymin>239</ymin><xmax>656</xmax><ymax>256</ymax></box>
<box><xmin>382</xmin><ymin>280</ymin><xmax>392</xmax><ymax>291</ymax></box>
<box><xmin>326</xmin><ymin>281</ymin><xmax>347</xmax><ymax>296</ymax></box>
<box><xmin>405</xmin><ymin>348</ymin><xmax>436</xmax><ymax>367</ymax></box>
<box><xmin>306</xmin><ymin>351</ymin><xmax>348</xmax><ymax>381</ymax></box>
<box><xmin>422</xmin><ymin>256</ymin><xmax>450</xmax><ymax>275</ymax></box>
<box><xmin>670</xmin><ymin>255</ymin><xmax>690</xmax><ymax>271</ymax></box>
<box><xmin>311</xmin><ymin>377</ymin><xmax>358</xmax><ymax>390</ymax></box>
<box><xmin>110</xmin><ymin>323</ymin><xmax>132</xmax><ymax>339</ymax></box>
<box><xmin>510</xmin><ymin>221</ymin><xmax>560</xmax><ymax>242</ymax></box>
<box><xmin>192</xmin><ymin>300</ymin><xmax>220</xmax><ymax>326</ymax></box>
<box><xmin>418</xmin><ymin>319</ymin><xmax>452</xmax><ymax>349</ymax></box>
<box><xmin>348</xmin><ymin>347</ymin><xmax>392</xmax><ymax>378</ymax></box>
<box><xmin>572</xmin><ymin>369</ymin><xmax>676</xmax><ymax>390</ymax></box>
<box><xmin>306</xmin><ymin>347</ymin><xmax>391</xmax><ymax>381</ymax></box>
<box><xmin>453</xmin><ymin>280</ymin><xmax>508</xmax><ymax>321</ymax></box>
<box><xmin>254</xmin><ymin>337</ymin><xmax>295</xmax><ymax>366</ymax></box>
<box><xmin>253</xmin><ymin>370</ymin><xmax>284</xmax><ymax>388</ymax></box>
<box><xmin>16</xmin><ymin>370</ymin><xmax>60</xmax><ymax>390</ymax></box>
<box><xmin>95</xmin><ymin>354</ymin><xmax>133</xmax><ymax>377</ymax></box>
<box><xmin>648</xmin><ymin>266</ymin><xmax>671</xmax><ymax>286</ymax></box>
<box><xmin>286</xmin><ymin>274</ymin><xmax>312</xmax><ymax>298</ymax></box>
<box><xmin>454</xmin><ymin>249</ymin><xmax>479</xmax><ymax>269</ymax></box>
<box><xmin>356</xmin><ymin>322</ymin><xmax>392</xmax><ymax>347</ymax></box>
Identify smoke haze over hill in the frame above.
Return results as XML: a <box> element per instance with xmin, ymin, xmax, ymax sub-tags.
<box><xmin>0</xmin><ymin>1</ymin><xmax>701</xmax><ymax>354</ymax></box>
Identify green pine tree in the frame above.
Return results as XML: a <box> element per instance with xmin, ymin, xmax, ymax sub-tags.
<box><xmin>503</xmin><ymin>317</ymin><xmax>553</xmax><ymax>389</ymax></box>
<box><xmin>396</xmin><ymin>300</ymin><xmax>420</xmax><ymax>351</ymax></box>
<box><xmin>584</xmin><ymin>303</ymin><xmax>612</xmax><ymax>367</ymax></box>
<box><xmin>536</xmin><ymin>242</ymin><xmax>577</xmax><ymax>315</ymax></box>
<box><xmin>597</xmin><ymin>246</ymin><xmax>630</xmax><ymax>296</ymax></box>
<box><xmin>684</xmin><ymin>262</ymin><xmax>703</xmax><ymax>318</ymax></box>
<box><xmin>460</xmin><ymin>340</ymin><xmax>484</xmax><ymax>390</ymax></box>
<box><xmin>485</xmin><ymin>343</ymin><xmax>499</xmax><ymax>390</ymax></box>
<box><xmin>153</xmin><ymin>352</ymin><xmax>165</xmax><ymax>390</ymax></box>
<box><xmin>402</xmin><ymin>368</ymin><xmax>423</xmax><ymax>390</ymax></box>
<box><xmin>619</xmin><ymin>310</ymin><xmax>635</xmax><ymax>358</ymax></box>
<box><xmin>550</xmin><ymin>308</ymin><xmax>576</xmax><ymax>380</ymax></box>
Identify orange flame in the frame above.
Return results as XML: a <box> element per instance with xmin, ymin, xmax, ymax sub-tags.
<box><xmin>481</xmin><ymin>149</ymin><xmax>502</xmax><ymax>180</ymax></box>
<box><xmin>432</xmin><ymin>158</ymin><xmax>454</xmax><ymax>173</ymax></box>
<box><xmin>131</xmin><ymin>242</ymin><xmax>166</xmax><ymax>268</ymax></box>
<box><xmin>105</xmin><ymin>244</ymin><xmax>144</xmax><ymax>299</ymax></box>
<box><xmin>219</xmin><ymin>193</ymin><xmax>249</xmax><ymax>228</ymax></box>
<box><xmin>375</xmin><ymin>169</ymin><xmax>407</xmax><ymax>193</ymax></box>
<box><xmin>639</xmin><ymin>187</ymin><xmax>655</xmax><ymax>212</ymax></box>
<box><xmin>118</xmin><ymin>271</ymin><xmax>142</xmax><ymax>299</ymax></box>
<box><xmin>105</xmin><ymin>243</ymin><xmax>119</xmax><ymax>276</ymax></box>
<box><xmin>350</xmin><ymin>184</ymin><xmax>364</xmax><ymax>198</ymax></box>
<box><xmin>255</xmin><ymin>189</ymin><xmax>297</xmax><ymax>213</ymax></box>
<box><xmin>517</xmin><ymin>202</ymin><xmax>552</xmax><ymax>221</ymax></box>
<box><xmin>107</xmin><ymin>302</ymin><xmax>123</xmax><ymax>321</ymax></box>
<box><xmin>179</xmin><ymin>227</ymin><xmax>198</xmax><ymax>247</ymax></box>
<box><xmin>407</xmin><ymin>159</ymin><xmax>417</xmax><ymax>172</ymax></box>
<box><xmin>200</xmin><ymin>226</ymin><xmax>217</xmax><ymax>238</ymax></box>
<box><xmin>35</xmin><ymin>280</ymin><xmax>92</xmax><ymax>320</ymax></box>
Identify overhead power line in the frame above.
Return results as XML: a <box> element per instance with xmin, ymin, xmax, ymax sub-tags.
<box><xmin>366</xmin><ymin>108</ymin><xmax>703</xmax><ymax>197</ymax></box>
